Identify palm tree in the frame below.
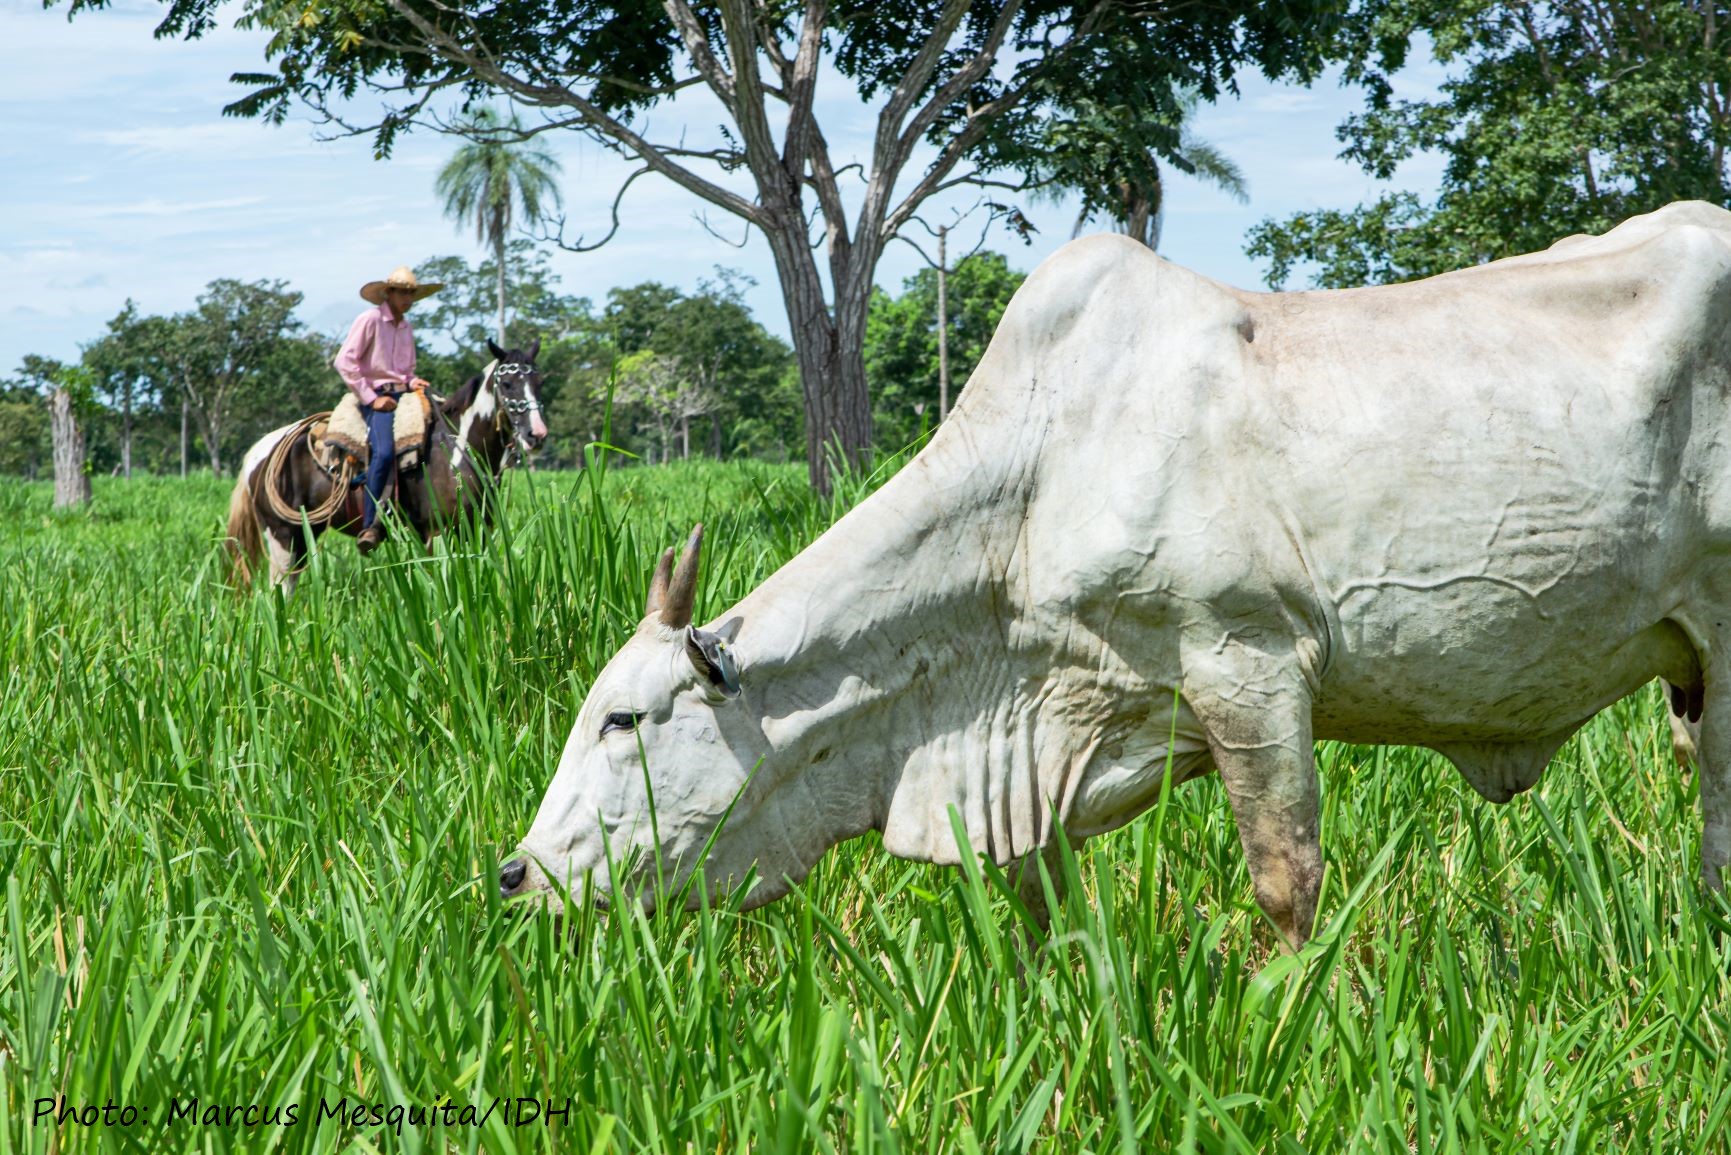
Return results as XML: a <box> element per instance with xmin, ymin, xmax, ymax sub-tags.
<box><xmin>1040</xmin><ymin>89</ymin><xmax>1248</xmax><ymax>252</ymax></box>
<box><xmin>436</xmin><ymin>108</ymin><xmax>564</xmax><ymax>344</ymax></box>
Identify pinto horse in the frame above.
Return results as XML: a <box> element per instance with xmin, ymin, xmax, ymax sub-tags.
<box><xmin>226</xmin><ymin>339</ymin><xmax>549</xmax><ymax>593</ymax></box>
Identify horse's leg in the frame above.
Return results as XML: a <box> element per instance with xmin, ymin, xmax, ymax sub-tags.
<box><xmin>400</xmin><ymin>470</ymin><xmax>436</xmax><ymax>549</ymax></box>
<box><xmin>267</xmin><ymin>527</ymin><xmax>299</xmax><ymax>596</ymax></box>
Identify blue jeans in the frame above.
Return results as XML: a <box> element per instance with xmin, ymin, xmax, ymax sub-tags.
<box><xmin>362</xmin><ymin>401</ymin><xmax>397</xmax><ymax>528</ymax></box>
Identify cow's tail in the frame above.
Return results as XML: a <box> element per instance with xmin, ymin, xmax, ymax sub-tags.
<box><xmin>224</xmin><ymin>473</ymin><xmax>263</xmax><ymax>589</ymax></box>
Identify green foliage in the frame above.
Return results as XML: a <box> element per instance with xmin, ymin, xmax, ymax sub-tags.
<box><xmin>602</xmin><ymin>272</ymin><xmax>799</xmax><ymax>464</ymax></box>
<box><xmin>118</xmin><ymin>0</ymin><xmax>1344</xmax><ymax>180</ymax></box>
<box><xmin>415</xmin><ymin>252</ymin><xmax>797</xmax><ymax>467</ymax></box>
<box><xmin>1247</xmin><ymin>0</ymin><xmax>1731</xmax><ymax>288</ymax></box>
<box><xmin>3</xmin><ymin>465</ymin><xmax>1731</xmax><ymax>1151</ymax></box>
<box><xmin>866</xmin><ymin>252</ymin><xmax>1027</xmax><ymax>448</ymax></box>
<box><xmin>4</xmin><ymin>256</ymin><xmax>799</xmax><ymax>478</ymax></box>
<box><xmin>415</xmin><ymin>242</ymin><xmax>591</xmax><ymax>359</ymax></box>
<box><xmin>0</xmin><ymin>382</ymin><xmax>45</xmax><ymax>477</ymax></box>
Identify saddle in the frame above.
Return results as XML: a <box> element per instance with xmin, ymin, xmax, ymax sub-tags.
<box><xmin>317</xmin><ymin>390</ymin><xmax>435</xmax><ymax>474</ymax></box>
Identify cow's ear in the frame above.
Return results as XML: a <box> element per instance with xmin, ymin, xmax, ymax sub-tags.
<box><xmin>686</xmin><ymin>626</ymin><xmax>741</xmax><ymax>698</ymax></box>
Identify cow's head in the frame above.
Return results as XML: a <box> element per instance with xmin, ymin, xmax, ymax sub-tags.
<box><xmin>500</xmin><ymin>526</ymin><xmax>796</xmax><ymax>910</ymax></box>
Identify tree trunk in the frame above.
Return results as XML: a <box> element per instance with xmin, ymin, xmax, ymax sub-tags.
<box><xmin>121</xmin><ymin>381</ymin><xmax>133</xmax><ymax>479</ymax></box>
<box><xmin>709</xmin><ymin>414</ymin><xmax>723</xmax><ymax>461</ymax></box>
<box><xmin>202</xmin><ymin>411</ymin><xmax>224</xmax><ymax>476</ymax></box>
<box><xmin>49</xmin><ymin>388</ymin><xmax>91</xmax><ymax>509</ymax></box>
<box><xmin>937</xmin><ymin>224</ymin><xmax>950</xmax><ymax>420</ymax></box>
<box><xmin>680</xmin><ymin>414</ymin><xmax>690</xmax><ymax>460</ymax></box>
<box><xmin>495</xmin><ymin>228</ymin><xmax>508</xmax><ymax>346</ymax></box>
<box><xmin>180</xmin><ymin>396</ymin><xmax>189</xmax><ymax>479</ymax></box>
<box><xmin>767</xmin><ymin>231</ymin><xmax>873</xmax><ymax>494</ymax></box>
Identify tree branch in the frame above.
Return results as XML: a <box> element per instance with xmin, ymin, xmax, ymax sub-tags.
<box><xmin>662</xmin><ymin>0</ymin><xmax>739</xmax><ymax>109</ymax></box>
<box><xmin>381</xmin><ymin>0</ymin><xmax>772</xmax><ymax>227</ymax></box>
<box><xmin>716</xmin><ymin>0</ymin><xmax>791</xmax><ymax>197</ymax></box>
<box><xmin>779</xmin><ymin>0</ymin><xmax>827</xmax><ymax>177</ymax></box>
<box><xmin>534</xmin><ymin>165</ymin><xmax>655</xmax><ymax>252</ymax></box>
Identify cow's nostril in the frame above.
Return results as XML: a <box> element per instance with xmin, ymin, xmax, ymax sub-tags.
<box><xmin>500</xmin><ymin>859</ymin><xmax>528</xmax><ymax>894</ymax></box>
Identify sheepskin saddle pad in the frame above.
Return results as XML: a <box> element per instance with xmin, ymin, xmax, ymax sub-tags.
<box><xmin>319</xmin><ymin>390</ymin><xmax>434</xmax><ymax>473</ymax></box>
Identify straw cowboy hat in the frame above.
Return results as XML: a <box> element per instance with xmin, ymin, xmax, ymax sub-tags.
<box><xmin>359</xmin><ymin>266</ymin><xmax>443</xmax><ymax>305</ymax></box>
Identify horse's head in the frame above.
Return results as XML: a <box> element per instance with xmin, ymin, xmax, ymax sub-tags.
<box><xmin>486</xmin><ymin>338</ymin><xmax>549</xmax><ymax>454</ymax></box>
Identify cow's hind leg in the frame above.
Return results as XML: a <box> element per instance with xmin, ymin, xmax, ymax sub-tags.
<box><xmin>1182</xmin><ymin>635</ymin><xmax>1322</xmax><ymax>950</ymax></box>
<box><xmin>1663</xmin><ymin>678</ymin><xmax>1704</xmax><ymax>779</ymax></box>
<box><xmin>1666</xmin><ymin>691</ymin><xmax>1700</xmax><ymax>777</ymax></box>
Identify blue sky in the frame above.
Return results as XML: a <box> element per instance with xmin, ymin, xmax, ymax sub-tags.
<box><xmin>0</xmin><ymin>0</ymin><xmax>1447</xmax><ymax>372</ymax></box>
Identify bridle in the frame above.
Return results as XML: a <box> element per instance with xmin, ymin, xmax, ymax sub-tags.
<box><xmin>451</xmin><ymin>358</ymin><xmax>545</xmax><ymax>475</ymax></box>
<box><xmin>491</xmin><ymin>361</ymin><xmax>545</xmax><ymax>465</ymax></box>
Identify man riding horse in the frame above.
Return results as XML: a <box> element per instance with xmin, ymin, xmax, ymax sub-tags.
<box><xmin>334</xmin><ymin>265</ymin><xmax>442</xmax><ymax>554</ymax></box>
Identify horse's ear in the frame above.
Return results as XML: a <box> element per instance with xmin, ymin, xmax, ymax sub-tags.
<box><xmin>526</xmin><ymin>337</ymin><xmax>541</xmax><ymax>363</ymax></box>
<box><xmin>487</xmin><ymin>338</ymin><xmax>507</xmax><ymax>362</ymax></box>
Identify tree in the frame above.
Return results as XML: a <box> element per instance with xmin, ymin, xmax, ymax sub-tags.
<box><xmin>24</xmin><ymin>358</ymin><xmax>96</xmax><ymax>509</ymax></box>
<box><xmin>1039</xmin><ymin>89</ymin><xmax>1248</xmax><ymax>251</ymax></box>
<box><xmin>81</xmin><ymin>302</ymin><xmax>178</xmax><ymax>478</ymax></box>
<box><xmin>89</xmin><ymin>0</ymin><xmax>1343</xmax><ymax>491</ymax></box>
<box><xmin>1245</xmin><ymin>0</ymin><xmax>1731</xmax><ymax>289</ymax></box>
<box><xmin>0</xmin><ymin>380</ymin><xmax>47</xmax><ymax>479</ymax></box>
<box><xmin>610</xmin><ymin>350</ymin><xmax>718</xmax><ymax>463</ymax></box>
<box><xmin>435</xmin><ymin>108</ymin><xmax>564</xmax><ymax>345</ymax></box>
<box><xmin>168</xmin><ymin>279</ymin><xmax>307</xmax><ymax>475</ymax></box>
<box><xmin>865</xmin><ymin>251</ymin><xmax>1026</xmax><ymax>448</ymax></box>
<box><xmin>603</xmin><ymin>272</ymin><xmax>797</xmax><ymax>462</ymax></box>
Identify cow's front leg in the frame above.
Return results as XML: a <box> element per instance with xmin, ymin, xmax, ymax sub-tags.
<box><xmin>1182</xmin><ymin>636</ymin><xmax>1322</xmax><ymax>950</ymax></box>
<box><xmin>1011</xmin><ymin>838</ymin><xmax>1075</xmax><ymax>935</ymax></box>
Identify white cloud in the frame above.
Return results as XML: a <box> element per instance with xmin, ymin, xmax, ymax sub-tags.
<box><xmin>89</xmin><ymin>196</ymin><xmax>269</xmax><ymax>218</ymax></box>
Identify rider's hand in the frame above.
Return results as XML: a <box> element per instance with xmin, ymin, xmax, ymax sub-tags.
<box><xmin>410</xmin><ymin>377</ymin><xmax>430</xmax><ymax>392</ymax></box>
<box><xmin>372</xmin><ymin>396</ymin><xmax>398</xmax><ymax>413</ymax></box>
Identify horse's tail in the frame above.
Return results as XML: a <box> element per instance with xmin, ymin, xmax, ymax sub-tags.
<box><xmin>225</xmin><ymin>472</ymin><xmax>264</xmax><ymax>588</ymax></box>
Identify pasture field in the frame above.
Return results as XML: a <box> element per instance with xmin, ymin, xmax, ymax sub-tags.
<box><xmin>2</xmin><ymin>460</ymin><xmax>1730</xmax><ymax>1154</ymax></box>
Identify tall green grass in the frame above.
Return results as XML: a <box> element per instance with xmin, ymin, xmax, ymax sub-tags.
<box><xmin>2</xmin><ymin>463</ymin><xmax>1729</xmax><ymax>1153</ymax></box>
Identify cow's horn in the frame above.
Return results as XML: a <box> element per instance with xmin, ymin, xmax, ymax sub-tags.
<box><xmin>660</xmin><ymin>524</ymin><xmax>704</xmax><ymax>628</ymax></box>
<box><xmin>645</xmin><ymin>547</ymin><xmax>675</xmax><ymax>618</ymax></box>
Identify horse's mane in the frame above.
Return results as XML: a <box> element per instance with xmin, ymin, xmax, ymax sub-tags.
<box><xmin>440</xmin><ymin>343</ymin><xmax>536</xmax><ymax>423</ymax></box>
<box><xmin>440</xmin><ymin>374</ymin><xmax>483</xmax><ymax>419</ymax></box>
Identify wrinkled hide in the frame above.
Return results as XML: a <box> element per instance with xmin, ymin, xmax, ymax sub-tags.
<box><xmin>514</xmin><ymin>202</ymin><xmax>1731</xmax><ymax>946</ymax></box>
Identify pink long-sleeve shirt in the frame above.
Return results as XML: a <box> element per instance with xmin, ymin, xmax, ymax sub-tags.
<box><xmin>333</xmin><ymin>303</ymin><xmax>417</xmax><ymax>406</ymax></box>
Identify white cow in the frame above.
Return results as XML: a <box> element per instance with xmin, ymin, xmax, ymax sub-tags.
<box><xmin>504</xmin><ymin>202</ymin><xmax>1731</xmax><ymax>948</ymax></box>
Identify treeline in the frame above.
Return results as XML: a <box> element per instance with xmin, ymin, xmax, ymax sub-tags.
<box><xmin>3</xmin><ymin>244</ymin><xmax>1025</xmax><ymax>477</ymax></box>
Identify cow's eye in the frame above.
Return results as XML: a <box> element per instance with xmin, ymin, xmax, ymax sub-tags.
<box><xmin>601</xmin><ymin>711</ymin><xmax>645</xmax><ymax>737</ymax></box>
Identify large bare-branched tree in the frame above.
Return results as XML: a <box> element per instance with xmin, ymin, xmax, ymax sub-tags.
<box><xmin>72</xmin><ymin>0</ymin><xmax>1340</xmax><ymax>489</ymax></box>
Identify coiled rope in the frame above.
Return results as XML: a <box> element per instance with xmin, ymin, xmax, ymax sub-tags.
<box><xmin>260</xmin><ymin>412</ymin><xmax>355</xmax><ymax>527</ymax></box>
